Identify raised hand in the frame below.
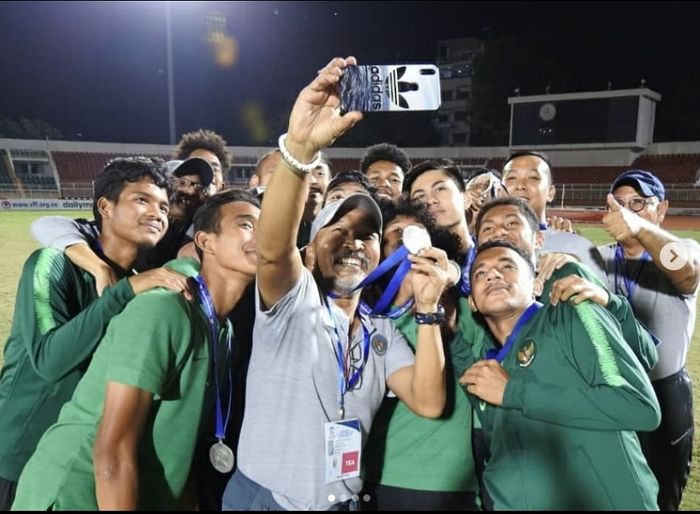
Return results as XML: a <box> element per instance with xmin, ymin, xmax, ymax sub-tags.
<box><xmin>407</xmin><ymin>247</ymin><xmax>450</xmax><ymax>311</ymax></box>
<box><xmin>548</xmin><ymin>275</ymin><xmax>609</xmax><ymax>307</ymax></box>
<box><xmin>285</xmin><ymin>57</ymin><xmax>364</xmax><ymax>163</ymax></box>
<box><xmin>602</xmin><ymin>194</ymin><xmax>645</xmax><ymax>242</ymax></box>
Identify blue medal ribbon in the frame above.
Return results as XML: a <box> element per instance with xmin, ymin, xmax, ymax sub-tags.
<box><xmin>485</xmin><ymin>301</ymin><xmax>543</xmax><ymax>362</ymax></box>
<box><xmin>325</xmin><ymin>300</ymin><xmax>372</xmax><ymax>418</ymax></box>
<box><xmin>193</xmin><ymin>275</ymin><xmax>233</xmax><ymax>441</ymax></box>
<box><xmin>613</xmin><ymin>244</ymin><xmax>661</xmax><ymax>346</ymax></box>
<box><xmin>539</xmin><ymin>222</ymin><xmax>548</xmax><ymax>231</ymax></box>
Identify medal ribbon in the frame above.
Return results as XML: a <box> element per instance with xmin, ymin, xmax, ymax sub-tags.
<box><xmin>193</xmin><ymin>275</ymin><xmax>233</xmax><ymax>441</ymax></box>
<box><xmin>485</xmin><ymin>302</ymin><xmax>543</xmax><ymax>362</ymax></box>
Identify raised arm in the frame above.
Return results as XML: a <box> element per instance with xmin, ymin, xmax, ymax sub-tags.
<box><xmin>257</xmin><ymin>56</ymin><xmax>362</xmax><ymax>308</ymax></box>
<box><xmin>386</xmin><ymin>247</ymin><xmax>449</xmax><ymax>418</ymax></box>
<box><xmin>31</xmin><ymin>216</ymin><xmax>116</xmax><ymax>295</ymax></box>
<box><xmin>604</xmin><ymin>194</ymin><xmax>700</xmax><ymax>294</ymax></box>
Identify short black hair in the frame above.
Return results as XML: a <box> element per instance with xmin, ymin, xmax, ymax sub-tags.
<box><xmin>382</xmin><ymin>198</ymin><xmax>464</xmax><ymax>262</ymax></box>
<box><xmin>474</xmin><ymin>197</ymin><xmax>540</xmax><ymax>241</ymax></box>
<box><xmin>471</xmin><ymin>240</ymin><xmax>536</xmax><ymax>280</ymax></box>
<box><xmin>92</xmin><ymin>156</ymin><xmax>169</xmax><ymax>231</ymax></box>
<box><xmin>502</xmin><ymin>150</ymin><xmax>553</xmax><ymax>184</ymax></box>
<box><xmin>175</xmin><ymin>129</ymin><xmax>232</xmax><ymax>172</ymax></box>
<box><xmin>360</xmin><ymin>143</ymin><xmax>412</xmax><ymax>175</ymax></box>
<box><xmin>326</xmin><ymin>170</ymin><xmax>377</xmax><ymax>197</ymax></box>
<box><xmin>403</xmin><ymin>159</ymin><xmax>465</xmax><ymax>195</ymax></box>
<box><xmin>193</xmin><ymin>189</ymin><xmax>260</xmax><ymax>260</ymax></box>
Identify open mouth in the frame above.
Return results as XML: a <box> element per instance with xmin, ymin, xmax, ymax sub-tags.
<box><xmin>142</xmin><ymin>221</ymin><xmax>162</xmax><ymax>234</ymax></box>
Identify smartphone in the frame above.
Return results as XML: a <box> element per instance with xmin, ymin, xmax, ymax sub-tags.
<box><xmin>339</xmin><ymin>64</ymin><xmax>441</xmax><ymax>112</ymax></box>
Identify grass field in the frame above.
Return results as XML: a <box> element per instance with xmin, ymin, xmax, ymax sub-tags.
<box><xmin>1</xmin><ymin>210</ymin><xmax>699</xmax><ymax>509</ymax></box>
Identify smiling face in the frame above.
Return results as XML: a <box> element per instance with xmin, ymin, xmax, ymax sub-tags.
<box><xmin>311</xmin><ymin>208</ymin><xmax>381</xmax><ymax>296</ymax></box>
<box><xmin>470</xmin><ymin>246</ymin><xmax>534</xmax><ymax>317</ymax></box>
<box><xmin>366</xmin><ymin>160</ymin><xmax>404</xmax><ymax>202</ymax></box>
<box><xmin>476</xmin><ymin>204</ymin><xmax>543</xmax><ymax>256</ymax></box>
<box><xmin>100</xmin><ymin>176</ymin><xmax>170</xmax><ymax>248</ymax></box>
<box><xmin>502</xmin><ymin>155</ymin><xmax>555</xmax><ymax>221</ymax></box>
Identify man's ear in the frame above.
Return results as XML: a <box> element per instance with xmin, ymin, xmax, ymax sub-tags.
<box><xmin>194</xmin><ymin>230</ymin><xmax>215</xmax><ymax>258</ymax></box>
<box><xmin>468</xmin><ymin>294</ymin><xmax>478</xmax><ymax>313</ymax></box>
<box><xmin>656</xmin><ymin>199</ymin><xmax>669</xmax><ymax>225</ymax></box>
<box><xmin>546</xmin><ymin>184</ymin><xmax>556</xmax><ymax>204</ymax></box>
<box><xmin>96</xmin><ymin>196</ymin><xmax>112</xmax><ymax>223</ymax></box>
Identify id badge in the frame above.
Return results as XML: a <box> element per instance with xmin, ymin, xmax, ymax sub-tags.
<box><xmin>324</xmin><ymin>418</ymin><xmax>362</xmax><ymax>484</ymax></box>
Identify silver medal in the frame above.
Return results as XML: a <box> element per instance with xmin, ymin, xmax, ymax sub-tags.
<box><xmin>209</xmin><ymin>440</ymin><xmax>235</xmax><ymax>474</ymax></box>
<box><xmin>402</xmin><ymin>225</ymin><xmax>432</xmax><ymax>254</ymax></box>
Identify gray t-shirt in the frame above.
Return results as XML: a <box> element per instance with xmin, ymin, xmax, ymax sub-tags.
<box><xmin>542</xmin><ymin>230</ymin><xmax>606</xmax><ymax>281</ymax></box>
<box><xmin>237</xmin><ymin>269</ymin><xmax>416</xmax><ymax>510</ymax></box>
<box><xmin>598</xmin><ymin>241</ymin><xmax>699</xmax><ymax>380</ymax></box>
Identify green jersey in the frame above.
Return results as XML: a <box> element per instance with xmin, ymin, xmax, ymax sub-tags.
<box><xmin>0</xmin><ymin>248</ymin><xmax>135</xmax><ymax>481</ymax></box>
<box><xmin>12</xmin><ymin>259</ymin><xmax>222</xmax><ymax>510</ymax></box>
<box><xmin>468</xmin><ymin>300</ymin><xmax>660</xmax><ymax>509</ymax></box>
<box><xmin>364</xmin><ymin>301</ymin><xmax>478</xmax><ymax>493</ymax></box>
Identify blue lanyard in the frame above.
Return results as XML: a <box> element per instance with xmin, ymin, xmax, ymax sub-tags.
<box><xmin>612</xmin><ymin>244</ymin><xmax>661</xmax><ymax>347</ymax></box>
<box><xmin>613</xmin><ymin>243</ymin><xmax>650</xmax><ymax>302</ymax></box>
<box><xmin>325</xmin><ymin>299</ymin><xmax>372</xmax><ymax>418</ymax></box>
<box><xmin>539</xmin><ymin>223</ymin><xmax>548</xmax><ymax>231</ymax></box>
<box><xmin>193</xmin><ymin>275</ymin><xmax>233</xmax><ymax>441</ymax></box>
<box><xmin>485</xmin><ymin>302</ymin><xmax>543</xmax><ymax>362</ymax></box>
<box><xmin>459</xmin><ymin>242</ymin><xmax>477</xmax><ymax>296</ymax></box>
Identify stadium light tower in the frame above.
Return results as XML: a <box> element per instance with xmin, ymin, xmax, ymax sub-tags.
<box><xmin>165</xmin><ymin>1</ymin><xmax>176</xmax><ymax>145</ymax></box>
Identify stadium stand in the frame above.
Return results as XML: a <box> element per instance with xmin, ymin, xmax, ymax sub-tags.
<box><xmin>0</xmin><ymin>138</ymin><xmax>698</xmax><ymax>212</ymax></box>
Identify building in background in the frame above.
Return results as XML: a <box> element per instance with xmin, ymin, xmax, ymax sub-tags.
<box><xmin>433</xmin><ymin>38</ymin><xmax>484</xmax><ymax>147</ymax></box>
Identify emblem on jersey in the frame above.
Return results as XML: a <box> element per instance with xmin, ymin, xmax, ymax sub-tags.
<box><xmin>517</xmin><ymin>340</ymin><xmax>536</xmax><ymax>368</ymax></box>
<box><xmin>371</xmin><ymin>333</ymin><xmax>388</xmax><ymax>355</ymax></box>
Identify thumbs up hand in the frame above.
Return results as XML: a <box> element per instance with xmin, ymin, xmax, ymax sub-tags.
<box><xmin>602</xmin><ymin>194</ymin><xmax>646</xmax><ymax>242</ymax></box>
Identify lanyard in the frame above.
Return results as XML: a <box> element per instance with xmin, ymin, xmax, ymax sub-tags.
<box><xmin>539</xmin><ymin>223</ymin><xmax>548</xmax><ymax>231</ymax></box>
<box><xmin>612</xmin><ymin>244</ymin><xmax>661</xmax><ymax>346</ymax></box>
<box><xmin>193</xmin><ymin>275</ymin><xmax>233</xmax><ymax>441</ymax></box>
<box><xmin>325</xmin><ymin>299</ymin><xmax>372</xmax><ymax>419</ymax></box>
<box><xmin>485</xmin><ymin>302</ymin><xmax>543</xmax><ymax>362</ymax></box>
<box><xmin>613</xmin><ymin>243</ymin><xmax>650</xmax><ymax>302</ymax></box>
<box><xmin>459</xmin><ymin>241</ymin><xmax>477</xmax><ymax>296</ymax></box>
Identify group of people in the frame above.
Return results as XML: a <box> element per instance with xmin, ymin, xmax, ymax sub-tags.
<box><xmin>0</xmin><ymin>56</ymin><xmax>698</xmax><ymax>511</ymax></box>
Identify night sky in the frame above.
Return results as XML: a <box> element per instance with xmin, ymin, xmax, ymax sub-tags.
<box><xmin>0</xmin><ymin>1</ymin><xmax>698</xmax><ymax>146</ymax></box>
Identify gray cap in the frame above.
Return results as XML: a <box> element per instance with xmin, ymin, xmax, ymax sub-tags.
<box><xmin>165</xmin><ymin>157</ymin><xmax>214</xmax><ymax>188</ymax></box>
<box><xmin>309</xmin><ymin>193</ymin><xmax>383</xmax><ymax>243</ymax></box>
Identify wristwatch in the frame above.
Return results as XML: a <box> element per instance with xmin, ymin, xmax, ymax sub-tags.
<box><xmin>414</xmin><ymin>304</ymin><xmax>446</xmax><ymax>325</ymax></box>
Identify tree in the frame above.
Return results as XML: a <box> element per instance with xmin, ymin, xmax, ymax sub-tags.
<box><xmin>0</xmin><ymin>117</ymin><xmax>64</xmax><ymax>139</ymax></box>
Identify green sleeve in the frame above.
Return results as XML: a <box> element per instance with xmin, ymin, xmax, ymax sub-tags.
<box><xmin>605</xmin><ymin>293</ymin><xmax>658</xmax><ymax>372</ymax></box>
<box><xmin>502</xmin><ymin>301</ymin><xmax>660</xmax><ymax>432</ymax></box>
<box><xmin>542</xmin><ymin>262</ymin><xmax>658</xmax><ymax>372</ymax></box>
<box><xmin>19</xmin><ymin>249</ymin><xmax>135</xmax><ymax>382</ymax></box>
<box><xmin>103</xmin><ymin>291</ymin><xmax>195</xmax><ymax>396</ymax></box>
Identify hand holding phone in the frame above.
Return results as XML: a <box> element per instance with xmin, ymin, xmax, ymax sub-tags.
<box><xmin>340</xmin><ymin>64</ymin><xmax>441</xmax><ymax>112</ymax></box>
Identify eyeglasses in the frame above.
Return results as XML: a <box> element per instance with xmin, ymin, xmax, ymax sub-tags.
<box><xmin>172</xmin><ymin>177</ymin><xmax>206</xmax><ymax>194</ymax></box>
<box><xmin>611</xmin><ymin>197</ymin><xmax>655</xmax><ymax>213</ymax></box>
